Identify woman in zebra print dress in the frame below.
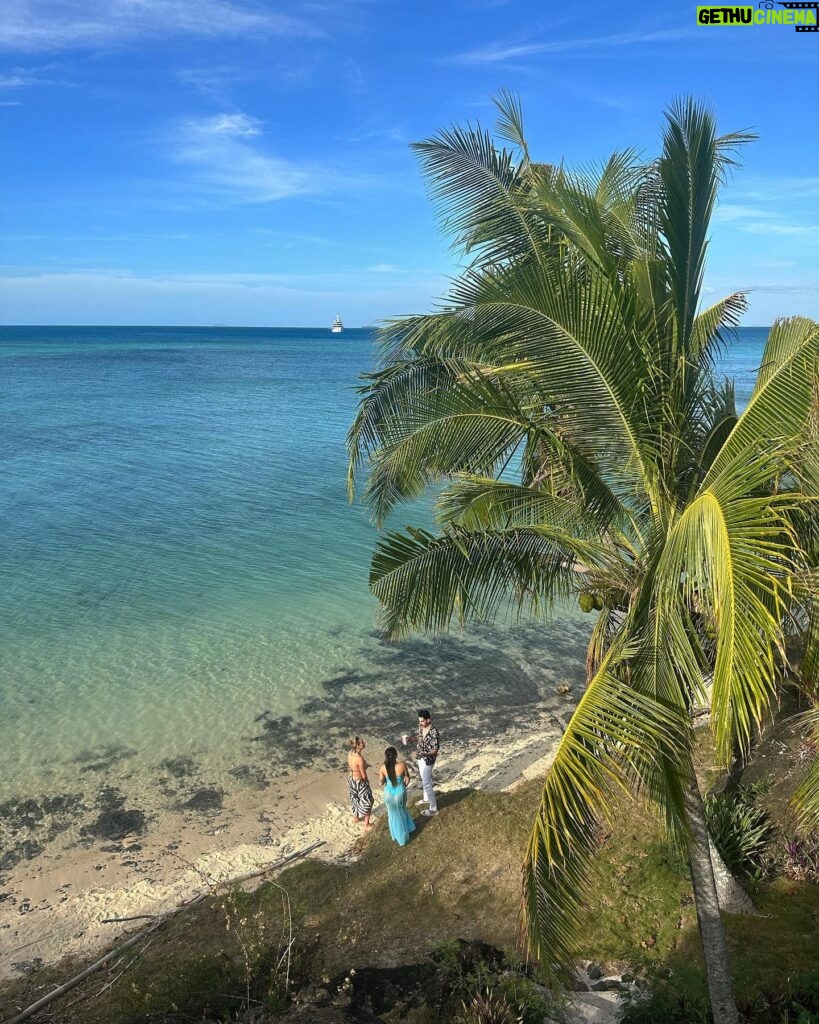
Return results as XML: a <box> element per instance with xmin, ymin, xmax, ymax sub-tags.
<box><xmin>347</xmin><ymin>737</ymin><xmax>374</xmax><ymax>829</ymax></box>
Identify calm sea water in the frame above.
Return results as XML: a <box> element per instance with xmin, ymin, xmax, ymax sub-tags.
<box><xmin>0</xmin><ymin>325</ymin><xmax>768</xmax><ymax>801</ymax></box>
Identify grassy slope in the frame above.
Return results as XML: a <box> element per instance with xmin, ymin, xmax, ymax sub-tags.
<box><xmin>1</xmin><ymin>721</ymin><xmax>816</xmax><ymax>1022</ymax></box>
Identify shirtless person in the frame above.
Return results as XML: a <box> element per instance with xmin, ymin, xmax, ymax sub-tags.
<box><xmin>347</xmin><ymin>736</ymin><xmax>374</xmax><ymax>829</ymax></box>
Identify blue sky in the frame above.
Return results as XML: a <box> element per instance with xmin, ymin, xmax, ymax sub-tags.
<box><xmin>1</xmin><ymin>0</ymin><xmax>817</xmax><ymax>326</ymax></box>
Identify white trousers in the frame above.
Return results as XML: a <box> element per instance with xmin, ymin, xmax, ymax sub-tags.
<box><xmin>419</xmin><ymin>759</ymin><xmax>437</xmax><ymax>812</ymax></box>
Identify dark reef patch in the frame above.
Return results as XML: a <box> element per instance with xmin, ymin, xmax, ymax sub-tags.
<box><xmin>0</xmin><ymin>839</ymin><xmax>44</xmax><ymax>874</ymax></box>
<box><xmin>73</xmin><ymin>745</ymin><xmax>137</xmax><ymax>774</ymax></box>
<box><xmin>159</xmin><ymin>756</ymin><xmax>197</xmax><ymax>779</ymax></box>
<box><xmin>79</xmin><ymin>787</ymin><xmax>146</xmax><ymax>843</ymax></box>
<box><xmin>0</xmin><ymin>791</ymin><xmax>85</xmax><ymax>874</ymax></box>
<box><xmin>81</xmin><ymin>808</ymin><xmax>146</xmax><ymax>842</ymax></box>
<box><xmin>227</xmin><ymin>764</ymin><xmax>267</xmax><ymax>789</ymax></box>
<box><xmin>180</xmin><ymin>788</ymin><xmax>224</xmax><ymax>814</ymax></box>
<box><xmin>251</xmin><ymin>713</ymin><xmax>327</xmax><ymax>768</ymax></box>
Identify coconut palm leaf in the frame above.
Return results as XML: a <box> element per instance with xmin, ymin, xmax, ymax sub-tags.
<box><xmin>358</xmin><ymin>371</ymin><xmax>537</xmax><ymax>524</ymax></box>
<box><xmin>493</xmin><ymin>88</ymin><xmax>530</xmax><ymax>163</ymax></box>
<box><xmin>658</xmin><ymin>99</ymin><xmax>755</xmax><ymax>359</ymax></box>
<box><xmin>658</xmin><ymin>487</ymin><xmax>795</xmax><ymax>759</ymax></box>
<box><xmin>435</xmin><ymin>477</ymin><xmax>594</xmax><ymax>532</ymax></box>
<box><xmin>439</xmin><ymin>276</ymin><xmax>657</xmax><ymax>488</ymax></box>
<box><xmin>370</xmin><ymin>524</ymin><xmax>617</xmax><ymax>638</ymax></box>
<box><xmin>434</xmin><ymin>475</ymin><xmax>627</xmax><ymax>541</ymax></box>
<box><xmin>411</xmin><ymin>125</ymin><xmax>539</xmax><ymax>266</ymax></box>
<box><xmin>793</xmin><ymin>707</ymin><xmax>819</xmax><ymax>826</ymax></box>
<box><xmin>522</xmin><ymin>639</ymin><xmax>690</xmax><ymax>979</ymax></box>
<box><xmin>700</xmin><ymin>320</ymin><xmax>819</xmax><ymax>493</ymax></box>
<box><xmin>754</xmin><ymin>316</ymin><xmax>819</xmax><ymax>395</ymax></box>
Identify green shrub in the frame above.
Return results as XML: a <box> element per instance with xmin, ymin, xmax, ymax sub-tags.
<box><xmin>455</xmin><ymin>988</ymin><xmax>521</xmax><ymax>1024</ymax></box>
<box><xmin>705</xmin><ymin>787</ymin><xmax>774</xmax><ymax>877</ymax></box>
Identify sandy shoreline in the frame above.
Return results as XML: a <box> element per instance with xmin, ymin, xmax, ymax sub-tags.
<box><xmin>0</xmin><ymin>707</ymin><xmax>572</xmax><ymax>982</ymax></box>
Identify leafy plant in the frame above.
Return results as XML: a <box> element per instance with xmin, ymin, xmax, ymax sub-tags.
<box><xmin>705</xmin><ymin>787</ymin><xmax>774</xmax><ymax>877</ymax></box>
<box><xmin>781</xmin><ymin>830</ymin><xmax>819</xmax><ymax>883</ymax></box>
<box><xmin>455</xmin><ymin>988</ymin><xmax>522</xmax><ymax>1024</ymax></box>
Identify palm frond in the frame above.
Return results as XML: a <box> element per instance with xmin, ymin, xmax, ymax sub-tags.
<box><xmin>793</xmin><ymin>707</ymin><xmax>819</xmax><ymax>826</ymax></box>
<box><xmin>690</xmin><ymin>291</ymin><xmax>748</xmax><ymax>365</ymax></box>
<box><xmin>522</xmin><ymin>641</ymin><xmax>689</xmax><ymax>980</ymax></box>
<box><xmin>369</xmin><ymin>525</ymin><xmax>617</xmax><ymax>638</ymax></box>
<box><xmin>493</xmin><ymin>89</ymin><xmax>530</xmax><ymax>163</ymax></box>
<box><xmin>359</xmin><ymin>369</ymin><xmax>534</xmax><ymax>524</ymax></box>
<box><xmin>658</xmin><ymin>488</ymin><xmax>795</xmax><ymax>760</ymax></box>
<box><xmin>754</xmin><ymin>316</ymin><xmax>819</xmax><ymax>395</ymax></box>
<box><xmin>700</xmin><ymin>320</ymin><xmax>819</xmax><ymax>493</ymax></box>
<box><xmin>659</xmin><ymin>100</ymin><xmax>752</xmax><ymax>361</ymax></box>
<box><xmin>411</xmin><ymin>124</ymin><xmax>539</xmax><ymax>266</ymax></box>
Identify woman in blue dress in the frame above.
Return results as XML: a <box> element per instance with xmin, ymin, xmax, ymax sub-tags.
<box><xmin>378</xmin><ymin>746</ymin><xmax>416</xmax><ymax>846</ymax></box>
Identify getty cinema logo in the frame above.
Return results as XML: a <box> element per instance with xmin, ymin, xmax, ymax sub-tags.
<box><xmin>697</xmin><ymin>1</ymin><xmax>818</xmax><ymax>29</ymax></box>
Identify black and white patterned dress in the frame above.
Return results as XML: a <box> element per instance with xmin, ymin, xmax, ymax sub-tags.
<box><xmin>347</xmin><ymin>754</ymin><xmax>374</xmax><ymax>817</ymax></box>
<box><xmin>348</xmin><ymin>776</ymin><xmax>374</xmax><ymax>817</ymax></box>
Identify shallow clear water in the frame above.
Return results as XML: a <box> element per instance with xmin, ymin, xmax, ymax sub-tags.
<box><xmin>0</xmin><ymin>325</ymin><xmax>767</xmax><ymax>802</ymax></box>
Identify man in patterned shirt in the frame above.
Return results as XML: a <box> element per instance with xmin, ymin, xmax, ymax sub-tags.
<box><xmin>414</xmin><ymin>708</ymin><xmax>440</xmax><ymax>816</ymax></box>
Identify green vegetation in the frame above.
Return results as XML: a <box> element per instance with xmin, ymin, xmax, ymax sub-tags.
<box><xmin>705</xmin><ymin>785</ymin><xmax>774</xmax><ymax>879</ymax></box>
<box><xmin>347</xmin><ymin>92</ymin><xmax>819</xmax><ymax>1021</ymax></box>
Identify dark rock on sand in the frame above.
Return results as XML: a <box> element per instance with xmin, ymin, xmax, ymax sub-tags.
<box><xmin>81</xmin><ymin>808</ymin><xmax>147</xmax><ymax>842</ymax></box>
<box><xmin>77</xmin><ymin>788</ymin><xmax>145</xmax><ymax>842</ymax></box>
<box><xmin>181</xmin><ymin>788</ymin><xmax>224</xmax><ymax>814</ymax></box>
<box><xmin>11</xmin><ymin>958</ymin><xmax>43</xmax><ymax>975</ymax></box>
<box><xmin>0</xmin><ymin>792</ymin><xmax>85</xmax><ymax>872</ymax></box>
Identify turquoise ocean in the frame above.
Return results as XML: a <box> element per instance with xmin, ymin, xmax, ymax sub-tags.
<box><xmin>0</xmin><ymin>326</ymin><xmax>768</xmax><ymax>809</ymax></box>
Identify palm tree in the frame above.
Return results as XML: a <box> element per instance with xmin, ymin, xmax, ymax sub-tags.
<box><xmin>347</xmin><ymin>95</ymin><xmax>819</xmax><ymax>1024</ymax></box>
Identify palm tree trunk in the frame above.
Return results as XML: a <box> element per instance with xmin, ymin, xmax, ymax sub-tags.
<box><xmin>684</xmin><ymin>777</ymin><xmax>739</xmax><ymax>1024</ymax></box>
<box><xmin>709</xmin><ymin>837</ymin><xmax>757</xmax><ymax>915</ymax></box>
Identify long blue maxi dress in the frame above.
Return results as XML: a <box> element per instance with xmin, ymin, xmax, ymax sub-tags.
<box><xmin>383</xmin><ymin>776</ymin><xmax>416</xmax><ymax>846</ymax></box>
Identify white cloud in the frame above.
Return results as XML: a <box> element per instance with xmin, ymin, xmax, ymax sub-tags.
<box><xmin>0</xmin><ymin>0</ymin><xmax>321</xmax><ymax>52</ymax></box>
<box><xmin>713</xmin><ymin>203</ymin><xmax>774</xmax><ymax>223</ymax></box>
<box><xmin>0</xmin><ymin>72</ymin><xmax>32</xmax><ymax>87</ymax></box>
<box><xmin>714</xmin><ymin>203</ymin><xmax>816</xmax><ymax>238</ymax></box>
<box><xmin>191</xmin><ymin>112</ymin><xmax>262</xmax><ymax>137</ymax></box>
<box><xmin>737</xmin><ymin>281</ymin><xmax>819</xmax><ymax>294</ymax></box>
<box><xmin>741</xmin><ymin>223</ymin><xmax>818</xmax><ymax>238</ymax></box>
<box><xmin>734</xmin><ymin>177</ymin><xmax>819</xmax><ymax>201</ymax></box>
<box><xmin>447</xmin><ymin>27</ymin><xmax>695</xmax><ymax>65</ymax></box>
<box><xmin>170</xmin><ymin>112</ymin><xmax>317</xmax><ymax>202</ymax></box>
<box><xmin>0</xmin><ymin>63</ymin><xmax>60</xmax><ymax>88</ymax></box>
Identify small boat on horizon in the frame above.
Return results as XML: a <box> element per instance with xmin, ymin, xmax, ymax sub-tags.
<box><xmin>331</xmin><ymin>315</ymin><xmax>343</xmax><ymax>333</ymax></box>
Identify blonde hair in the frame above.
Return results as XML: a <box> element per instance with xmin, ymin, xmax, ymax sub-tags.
<box><xmin>348</xmin><ymin>736</ymin><xmax>363</xmax><ymax>751</ymax></box>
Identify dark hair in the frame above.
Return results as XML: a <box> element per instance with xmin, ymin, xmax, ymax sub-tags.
<box><xmin>417</xmin><ymin>708</ymin><xmax>431</xmax><ymax>720</ymax></box>
<box><xmin>384</xmin><ymin>746</ymin><xmax>398</xmax><ymax>785</ymax></box>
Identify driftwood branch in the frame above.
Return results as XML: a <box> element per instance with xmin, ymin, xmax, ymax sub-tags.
<box><xmin>100</xmin><ymin>914</ymin><xmax>158</xmax><ymax>925</ymax></box>
<box><xmin>1</xmin><ymin>840</ymin><xmax>325</xmax><ymax>1024</ymax></box>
